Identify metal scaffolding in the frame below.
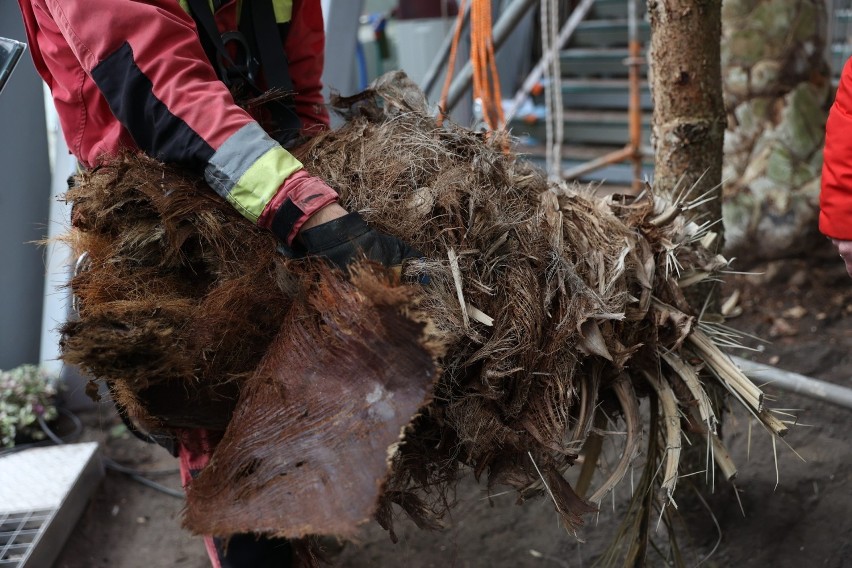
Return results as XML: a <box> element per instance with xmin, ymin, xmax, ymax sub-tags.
<box><xmin>427</xmin><ymin>0</ymin><xmax>650</xmax><ymax>189</ymax></box>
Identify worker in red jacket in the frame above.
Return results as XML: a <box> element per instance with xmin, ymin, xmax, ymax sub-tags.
<box><xmin>822</xmin><ymin>58</ymin><xmax>852</xmax><ymax>279</ymax></box>
<box><xmin>16</xmin><ymin>1</ymin><xmax>420</xmax><ymax>565</ymax></box>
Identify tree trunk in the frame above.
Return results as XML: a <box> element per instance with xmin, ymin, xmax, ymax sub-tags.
<box><xmin>648</xmin><ymin>0</ymin><xmax>726</xmax><ymax>251</ymax></box>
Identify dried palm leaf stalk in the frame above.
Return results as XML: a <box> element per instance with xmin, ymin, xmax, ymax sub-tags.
<box><xmin>60</xmin><ymin>72</ymin><xmax>786</xmax><ymax>549</ymax></box>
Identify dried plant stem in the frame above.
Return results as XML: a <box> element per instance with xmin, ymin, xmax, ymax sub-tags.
<box><xmin>575</xmin><ymin>411</ymin><xmax>605</xmax><ymax>499</ymax></box>
<box><xmin>757</xmin><ymin>409</ymin><xmax>789</xmax><ymax>438</ymax></box>
<box><xmin>649</xmin><ymin>204</ymin><xmax>681</xmax><ymax>227</ymax></box>
<box><xmin>689</xmin><ymin>330</ymin><xmax>763</xmax><ymax>412</ymax></box>
<box><xmin>569</xmin><ymin>374</ymin><xmax>597</xmax><ymax>446</ymax></box>
<box><xmin>687</xmin><ymin>407</ymin><xmax>738</xmax><ymax>484</ymax></box>
<box><xmin>710</xmin><ymin>431</ymin><xmax>737</xmax><ymax>482</ymax></box>
<box><xmin>597</xmin><ymin>398</ymin><xmax>660</xmax><ymax>568</ymax></box>
<box><xmin>527</xmin><ymin>451</ymin><xmax>562</xmax><ymax>514</ymax></box>
<box><xmin>689</xmin><ymin>332</ymin><xmax>787</xmax><ymax>437</ymax></box>
<box><xmin>588</xmin><ymin>378</ymin><xmax>641</xmax><ymax>504</ymax></box>
<box><xmin>447</xmin><ymin>247</ymin><xmax>469</xmax><ymax>329</ymax></box>
<box><xmin>643</xmin><ymin>371</ymin><xmax>681</xmax><ymax>506</ymax></box>
<box><xmin>661</xmin><ymin>351</ymin><xmax>717</xmax><ymax>434</ymax></box>
<box><xmin>677</xmin><ymin>270</ymin><xmax>712</xmax><ymax>288</ymax></box>
<box><xmin>465</xmin><ymin>303</ymin><xmax>494</xmax><ymax>326</ymax></box>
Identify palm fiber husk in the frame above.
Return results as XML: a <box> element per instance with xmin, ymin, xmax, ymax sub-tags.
<box><xmin>62</xmin><ymin>141</ymin><xmax>446</xmax><ymax>541</ymax></box>
<box><xmin>61</xmin><ymin>71</ymin><xmax>784</xmax><ymax>549</ymax></box>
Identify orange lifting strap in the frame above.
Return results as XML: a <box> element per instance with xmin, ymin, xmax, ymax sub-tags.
<box><xmin>439</xmin><ymin>0</ymin><xmax>506</xmax><ymax>132</ymax></box>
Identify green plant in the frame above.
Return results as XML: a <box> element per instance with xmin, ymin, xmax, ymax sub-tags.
<box><xmin>0</xmin><ymin>364</ymin><xmax>58</xmax><ymax>448</ymax></box>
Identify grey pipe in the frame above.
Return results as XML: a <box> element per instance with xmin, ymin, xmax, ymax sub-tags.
<box><xmin>443</xmin><ymin>0</ymin><xmax>540</xmax><ymax>113</ymax></box>
<box><xmin>731</xmin><ymin>356</ymin><xmax>852</xmax><ymax>411</ymax></box>
<box><xmin>0</xmin><ymin>10</ymin><xmax>51</xmax><ymax>370</ymax></box>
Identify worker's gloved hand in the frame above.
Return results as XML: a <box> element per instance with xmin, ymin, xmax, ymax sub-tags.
<box><xmin>297</xmin><ymin>211</ymin><xmax>425</xmax><ymax>273</ymax></box>
<box><xmin>831</xmin><ymin>239</ymin><xmax>852</xmax><ymax>279</ymax></box>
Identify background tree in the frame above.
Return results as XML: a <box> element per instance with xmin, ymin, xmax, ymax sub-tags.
<box><xmin>648</xmin><ymin>0</ymin><xmax>727</xmax><ymax>253</ymax></box>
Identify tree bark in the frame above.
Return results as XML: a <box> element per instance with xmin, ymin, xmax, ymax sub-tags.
<box><xmin>648</xmin><ymin>0</ymin><xmax>726</xmax><ymax>251</ymax></box>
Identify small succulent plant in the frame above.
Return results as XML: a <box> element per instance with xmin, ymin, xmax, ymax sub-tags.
<box><xmin>0</xmin><ymin>365</ymin><xmax>58</xmax><ymax>448</ymax></box>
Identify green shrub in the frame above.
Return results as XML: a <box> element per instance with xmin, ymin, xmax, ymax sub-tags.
<box><xmin>0</xmin><ymin>365</ymin><xmax>58</xmax><ymax>448</ymax></box>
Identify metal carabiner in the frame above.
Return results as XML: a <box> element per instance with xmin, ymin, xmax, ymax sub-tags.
<box><xmin>72</xmin><ymin>251</ymin><xmax>90</xmax><ymax>314</ymax></box>
<box><xmin>216</xmin><ymin>30</ymin><xmax>257</xmax><ymax>86</ymax></box>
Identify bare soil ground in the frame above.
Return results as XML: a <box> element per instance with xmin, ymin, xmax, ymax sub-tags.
<box><xmin>54</xmin><ymin>247</ymin><xmax>852</xmax><ymax>568</ymax></box>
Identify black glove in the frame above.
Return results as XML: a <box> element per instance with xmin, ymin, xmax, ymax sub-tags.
<box><xmin>297</xmin><ymin>211</ymin><xmax>424</xmax><ymax>272</ymax></box>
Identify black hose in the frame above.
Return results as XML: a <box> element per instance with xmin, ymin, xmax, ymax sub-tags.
<box><xmin>35</xmin><ymin>408</ymin><xmax>185</xmax><ymax>500</ymax></box>
<box><xmin>0</xmin><ymin>406</ymin><xmax>83</xmax><ymax>457</ymax></box>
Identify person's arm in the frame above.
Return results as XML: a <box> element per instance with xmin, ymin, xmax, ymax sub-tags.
<box><xmin>24</xmin><ymin>0</ymin><xmax>337</xmax><ymax>243</ymax></box>
<box><xmin>821</xmin><ymin>58</ymin><xmax>852</xmax><ymax>271</ymax></box>
<box><xmin>21</xmin><ymin>0</ymin><xmax>420</xmax><ymax>267</ymax></box>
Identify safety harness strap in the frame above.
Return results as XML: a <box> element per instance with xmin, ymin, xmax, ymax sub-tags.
<box><xmin>186</xmin><ymin>0</ymin><xmax>257</xmax><ymax>88</ymax></box>
<box><xmin>185</xmin><ymin>0</ymin><xmax>302</xmax><ymax>145</ymax></box>
<box><xmin>243</xmin><ymin>0</ymin><xmax>294</xmax><ymax>93</ymax></box>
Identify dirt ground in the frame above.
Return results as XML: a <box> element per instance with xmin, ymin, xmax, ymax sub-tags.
<box><xmin>53</xmin><ymin>246</ymin><xmax>852</xmax><ymax>568</ymax></box>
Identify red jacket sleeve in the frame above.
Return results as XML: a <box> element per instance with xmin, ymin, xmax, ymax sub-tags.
<box><xmin>18</xmin><ymin>0</ymin><xmax>337</xmax><ymax>238</ymax></box>
<box><xmin>821</xmin><ymin>57</ymin><xmax>852</xmax><ymax>240</ymax></box>
<box><xmin>287</xmin><ymin>0</ymin><xmax>330</xmax><ymax>136</ymax></box>
<box><xmin>35</xmin><ymin>0</ymin><xmax>251</xmax><ymax>157</ymax></box>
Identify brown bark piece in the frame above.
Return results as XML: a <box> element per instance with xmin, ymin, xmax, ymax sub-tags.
<box><xmin>183</xmin><ymin>267</ymin><xmax>443</xmax><ymax>538</ymax></box>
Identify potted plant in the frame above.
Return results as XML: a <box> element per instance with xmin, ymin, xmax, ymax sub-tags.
<box><xmin>0</xmin><ymin>364</ymin><xmax>58</xmax><ymax>448</ymax></box>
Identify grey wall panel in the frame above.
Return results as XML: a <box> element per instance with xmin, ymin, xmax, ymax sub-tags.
<box><xmin>0</xmin><ymin>6</ymin><xmax>51</xmax><ymax>369</ymax></box>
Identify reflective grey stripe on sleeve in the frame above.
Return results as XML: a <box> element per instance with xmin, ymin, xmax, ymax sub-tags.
<box><xmin>204</xmin><ymin>122</ymin><xmax>278</xmax><ymax>200</ymax></box>
<box><xmin>204</xmin><ymin>121</ymin><xmax>304</xmax><ymax>222</ymax></box>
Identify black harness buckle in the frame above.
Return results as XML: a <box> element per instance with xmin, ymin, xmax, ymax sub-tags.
<box><xmin>217</xmin><ymin>30</ymin><xmax>258</xmax><ymax>87</ymax></box>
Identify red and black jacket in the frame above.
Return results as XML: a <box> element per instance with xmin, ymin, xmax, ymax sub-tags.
<box><xmin>17</xmin><ymin>0</ymin><xmax>338</xmax><ymax>242</ymax></box>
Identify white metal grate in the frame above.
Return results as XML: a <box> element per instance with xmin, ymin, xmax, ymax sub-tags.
<box><xmin>0</xmin><ymin>443</ymin><xmax>102</xmax><ymax>568</ymax></box>
<box><xmin>0</xmin><ymin>510</ymin><xmax>54</xmax><ymax>567</ymax></box>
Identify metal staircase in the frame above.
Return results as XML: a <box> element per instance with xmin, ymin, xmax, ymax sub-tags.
<box><xmin>512</xmin><ymin>0</ymin><xmax>654</xmax><ymax>186</ymax></box>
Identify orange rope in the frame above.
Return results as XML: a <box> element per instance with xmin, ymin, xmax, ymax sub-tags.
<box><xmin>437</xmin><ymin>0</ymin><xmax>506</xmax><ymax>134</ymax></box>
<box><xmin>471</xmin><ymin>0</ymin><xmax>505</xmax><ymax>132</ymax></box>
<box><xmin>438</xmin><ymin>0</ymin><xmax>467</xmax><ymax>125</ymax></box>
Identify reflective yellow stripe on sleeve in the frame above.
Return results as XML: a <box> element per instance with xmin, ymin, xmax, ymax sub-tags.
<box><xmin>226</xmin><ymin>146</ymin><xmax>303</xmax><ymax>222</ymax></box>
<box><xmin>205</xmin><ymin>122</ymin><xmax>303</xmax><ymax>223</ymax></box>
